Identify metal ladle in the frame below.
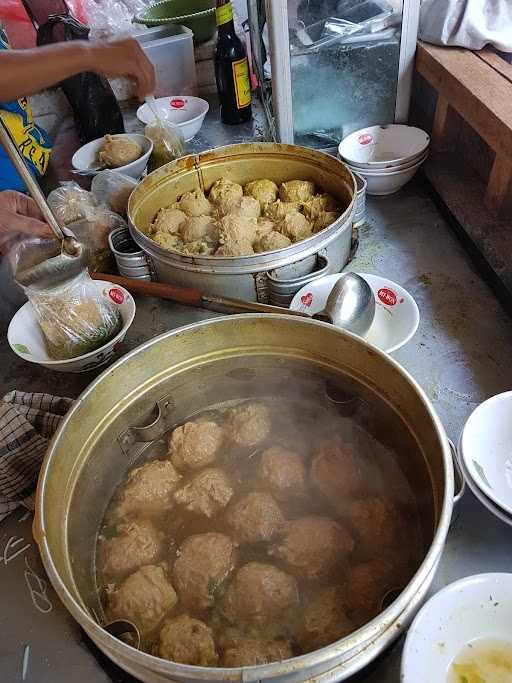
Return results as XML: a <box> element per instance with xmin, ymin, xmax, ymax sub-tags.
<box><xmin>0</xmin><ymin>118</ymin><xmax>87</xmax><ymax>289</ymax></box>
<box><xmin>312</xmin><ymin>272</ymin><xmax>376</xmax><ymax>336</ymax></box>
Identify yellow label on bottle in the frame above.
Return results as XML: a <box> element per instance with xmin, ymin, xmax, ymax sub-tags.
<box><xmin>232</xmin><ymin>58</ymin><xmax>251</xmax><ymax>109</ymax></box>
<box><xmin>216</xmin><ymin>3</ymin><xmax>233</xmax><ymax>25</ymax></box>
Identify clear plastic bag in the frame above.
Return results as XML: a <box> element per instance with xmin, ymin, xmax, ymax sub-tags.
<box><xmin>69</xmin><ymin>206</ymin><xmax>128</xmax><ymax>273</ymax></box>
<box><xmin>145</xmin><ymin>119</ymin><xmax>185</xmax><ymax>172</ymax></box>
<box><xmin>47</xmin><ymin>182</ymin><xmax>97</xmax><ymax>227</ymax></box>
<box><xmin>91</xmin><ymin>170</ymin><xmax>137</xmax><ymax>217</ymax></box>
<box><xmin>24</xmin><ymin>269</ymin><xmax>123</xmax><ymax>360</ymax></box>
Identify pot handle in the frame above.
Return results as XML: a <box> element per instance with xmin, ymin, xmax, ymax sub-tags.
<box><xmin>449</xmin><ymin>438</ymin><xmax>466</xmax><ymax>507</ymax></box>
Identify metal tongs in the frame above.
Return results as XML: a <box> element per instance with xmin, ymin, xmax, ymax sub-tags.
<box><xmin>0</xmin><ymin>118</ymin><xmax>88</xmax><ymax>289</ymax></box>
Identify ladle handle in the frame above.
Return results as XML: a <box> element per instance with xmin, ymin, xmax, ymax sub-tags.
<box><xmin>0</xmin><ymin>118</ymin><xmax>64</xmax><ymax>242</ymax></box>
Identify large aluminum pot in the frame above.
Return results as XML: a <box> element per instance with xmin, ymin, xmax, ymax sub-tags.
<box><xmin>35</xmin><ymin>316</ymin><xmax>454</xmax><ymax>683</ymax></box>
<box><xmin>127</xmin><ymin>143</ymin><xmax>356</xmax><ymax>302</ymax></box>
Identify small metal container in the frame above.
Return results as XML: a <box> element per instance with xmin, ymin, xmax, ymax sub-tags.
<box><xmin>352</xmin><ymin>171</ymin><xmax>367</xmax><ymax>227</ymax></box>
<box><xmin>109</xmin><ymin>227</ymin><xmax>153</xmax><ymax>280</ymax></box>
<box><xmin>266</xmin><ymin>253</ymin><xmax>330</xmax><ymax>306</ymax></box>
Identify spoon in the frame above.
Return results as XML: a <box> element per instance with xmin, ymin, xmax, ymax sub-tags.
<box><xmin>312</xmin><ymin>272</ymin><xmax>375</xmax><ymax>336</ymax></box>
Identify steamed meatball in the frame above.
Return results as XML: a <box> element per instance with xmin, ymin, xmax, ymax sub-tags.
<box><xmin>174</xmin><ymin>468</ymin><xmax>234</xmax><ymax>518</ymax></box>
<box><xmin>348</xmin><ymin>497</ymin><xmax>404</xmax><ymax>558</ymax></box>
<box><xmin>226</xmin><ymin>492</ymin><xmax>285</xmax><ymax>544</ymax></box>
<box><xmin>99</xmin><ymin>519</ymin><xmax>163</xmax><ymax>579</ymax></box>
<box><xmin>168</xmin><ymin>421</ymin><xmax>224</xmax><ymax>471</ymax></box>
<box><xmin>180</xmin><ymin>239</ymin><xmax>215</xmax><ymax>256</ymax></box>
<box><xmin>173</xmin><ymin>533</ymin><xmax>237</xmax><ymax>611</ymax></box>
<box><xmin>98</xmin><ymin>134</ymin><xmax>142</xmax><ymax>168</ymax></box>
<box><xmin>345</xmin><ymin>559</ymin><xmax>396</xmax><ymax>623</ymax></box>
<box><xmin>151</xmin><ymin>207</ymin><xmax>187</xmax><ymax>235</ymax></box>
<box><xmin>279</xmin><ymin>212</ymin><xmax>312</xmax><ymax>242</ymax></box>
<box><xmin>222</xmin><ymin>562</ymin><xmax>299</xmax><ymax>626</ymax></box>
<box><xmin>227</xmin><ymin>402</ymin><xmax>271</xmax><ymax>447</ymax></box>
<box><xmin>209</xmin><ymin>178</ymin><xmax>243</xmax><ymax>215</ymax></box>
<box><xmin>158</xmin><ymin>615</ymin><xmax>218</xmax><ymax>666</ymax></box>
<box><xmin>270</xmin><ymin>516</ymin><xmax>354</xmax><ymax>580</ymax></box>
<box><xmin>255</xmin><ymin>217</ymin><xmax>275</xmax><ymax>238</ymax></box>
<box><xmin>110</xmin><ymin>460</ymin><xmax>181</xmax><ymax>522</ymax></box>
<box><xmin>177</xmin><ymin>189</ymin><xmax>212</xmax><ymax>217</ymax></box>
<box><xmin>244</xmin><ymin>179</ymin><xmax>278</xmax><ymax>207</ymax></box>
<box><xmin>254</xmin><ymin>230</ymin><xmax>292</xmax><ymax>253</ymax></box>
<box><xmin>219</xmin><ymin>214</ymin><xmax>258</xmax><ymax>244</ymax></box>
<box><xmin>230</xmin><ymin>196</ymin><xmax>261</xmax><ymax>219</ymax></box>
<box><xmin>220</xmin><ymin>629</ymin><xmax>292</xmax><ymax>667</ymax></box>
<box><xmin>215</xmin><ymin>238</ymin><xmax>254</xmax><ymax>257</ymax></box>
<box><xmin>264</xmin><ymin>200</ymin><xmax>301</xmax><ymax>222</ymax></box>
<box><xmin>279</xmin><ymin>180</ymin><xmax>315</xmax><ymax>204</ymax></box>
<box><xmin>296</xmin><ymin>585</ymin><xmax>353</xmax><ymax>652</ymax></box>
<box><xmin>303</xmin><ymin>194</ymin><xmax>339</xmax><ymax>220</ymax></box>
<box><xmin>313</xmin><ymin>211</ymin><xmax>340</xmax><ymax>233</ymax></box>
<box><xmin>180</xmin><ymin>215</ymin><xmax>218</xmax><ymax>243</ymax></box>
<box><xmin>152</xmin><ymin>231</ymin><xmax>183</xmax><ymax>251</ymax></box>
<box><xmin>310</xmin><ymin>439</ymin><xmax>363</xmax><ymax>515</ymax></box>
<box><xmin>258</xmin><ymin>446</ymin><xmax>307</xmax><ymax>501</ymax></box>
<box><xmin>105</xmin><ymin>564</ymin><xmax>177</xmax><ymax>637</ymax></box>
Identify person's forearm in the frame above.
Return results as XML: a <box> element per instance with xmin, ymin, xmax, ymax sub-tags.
<box><xmin>0</xmin><ymin>41</ymin><xmax>94</xmax><ymax>101</ymax></box>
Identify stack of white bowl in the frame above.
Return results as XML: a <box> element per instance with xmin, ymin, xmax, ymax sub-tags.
<box><xmin>338</xmin><ymin>124</ymin><xmax>430</xmax><ymax>195</ymax></box>
<box><xmin>457</xmin><ymin>391</ymin><xmax>512</xmax><ymax>527</ymax></box>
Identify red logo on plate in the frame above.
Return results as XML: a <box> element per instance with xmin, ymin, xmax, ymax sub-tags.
<box><xmin>301</xmin><ymin>292</ymin><xmax>313</xmax><ymax>308</ymax></box>
<box><xmin>358</xmin><ymin>133</ymin><xmax>373</xmax><ymax>146</ymax></box>
<box><xmin>109</xmin><ymin>288</ymin><xmax>125</xmax><ymax>304</ymax></box>
<box><xmin>378</xmin><ymin>288</ymin><xmax>397</xmax><ymax>306</ymax></box>
<box><xmin>170</xmin><ymin>98</ymin><xmax>186</xmax><ymax>109</ymax></box>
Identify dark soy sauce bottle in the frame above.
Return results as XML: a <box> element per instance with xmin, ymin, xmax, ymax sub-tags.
<box><xmin>214</xmin><ymin>0</ymin><xmax>252</xmax><ymax>124</ymax></box>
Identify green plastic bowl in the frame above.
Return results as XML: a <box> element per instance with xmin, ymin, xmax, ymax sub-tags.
<box><xmin>134</xmin><ymin>0</ymin><xmax>217</xmax><ymax>43</ymax></box>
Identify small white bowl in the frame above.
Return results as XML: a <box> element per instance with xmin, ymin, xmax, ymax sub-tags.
<box><xmin>72</xmin><ymin>133</ymin><xmax>152</xmax><ymax>178</ymax></box>
<box><xmin>402</xmin><ymin>573</ymin><xmax>512</xmax><ymax>683</ymax></box>
<box><xmin>339</xmin><ymin>124</ymin><xmax>430</xmax><ymax>169</ymax></box>
<box><xmin>346</xmin><ymin>156</ymin><xmax>426</xmax><ymax>196</ymax></box>
<box><xmin>136</xmin><ymin>96</ymin><xmax>209</xmax><ymax>141</ymax></box>
<box><xmin>7</xmin><ymin>280</ymin><xmax>136</xmax><ymax>373</ymax></box>
<box><xmin>460</xmin><ymin>391</ymin><xmax>512</xmax><ymax>517</ymax></box>
<box><xmin>290</xmin><ymin>272</ymin><xmax>419</xmax><ymax>354</ymax></box>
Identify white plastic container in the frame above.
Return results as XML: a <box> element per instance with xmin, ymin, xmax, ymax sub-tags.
<box><xmin>136</xmin><ymin>25</ymin><xmax>198</xmax><ymax>99</ymax></box>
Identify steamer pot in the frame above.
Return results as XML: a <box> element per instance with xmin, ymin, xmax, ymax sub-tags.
<box><xmin>127</xmin><ymin>143</ymin><xmax>356</xmax><ymax>302</ymax></box>
<box><xmin>35</xmin><ymin>315</ymin><xmax>454</xmax><ymax>682</ymax></box>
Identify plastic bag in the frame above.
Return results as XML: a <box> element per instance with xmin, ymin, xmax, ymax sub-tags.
<box><xmin>91</xmin><ymin>170</ymin><xmax>137</xmax><ymax>217</ymax></box>
<box><xmin>82</xmin><ymin>0</ymin><xmax>151</xmax><ymax>40</ymax></box>
<box><xmin>69</xmin><ymin>207</ymin><xmax>127</xmax><ymax>273</ymax></box>
<box><xmin>36</xmin><ymin>14</ymin><xmax>124</xmax><ymax>144</ymax></box>
<box><xmin>47</xmin><ymin>182</ymin><xmax>97</xmax><ymax>226</ymax></box>
<box><xmin>145</xmin><ymin>119</ymin><xmax>185</xmax><ymax>172</ymax></box>
<box><xmin>24</xmin><ymin>269</ymin><xmax>122</xmax><ymax>360</ymax></box>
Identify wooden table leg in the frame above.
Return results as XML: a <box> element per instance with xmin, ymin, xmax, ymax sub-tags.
<box><xmin>485</xmin><ymin>153</ymin><xmax>512</xmax><ymax>215</ymax></box>
<box><xmin>431</xmin><ymin>95</ymin><xmax>460</xmax><ymax>152</ymax></box>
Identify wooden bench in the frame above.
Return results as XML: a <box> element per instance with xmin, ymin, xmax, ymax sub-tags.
<box><xmin>415</xmin><ymin>41</ymin><xmax>512</xmax><ymax>215</ymax></box>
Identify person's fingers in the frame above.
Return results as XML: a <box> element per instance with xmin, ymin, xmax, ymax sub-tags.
<box><xmin>0</xmin><ymin>208</ymin><xmax>51</xmax><ymax>237</ymax></box>
<box><xmin>14</xmin><ymin>192</ymin><xmax>46</xmax><ymax>222</ymax></box>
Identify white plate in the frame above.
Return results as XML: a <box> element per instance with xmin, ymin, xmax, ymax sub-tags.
<box><xmin>136</xmin><ymin>95</ymin><xmax>209</xmax><ymax>141</ymax></box>
<box><xmin>8</xmin><ymin>280</ymin><xmax>136</xmax><ymax>373</ymax></box>
<box><xmin>290</xmin><ymin>273</ymin><xmax>419</xmax><ymax>354</ymax></box>
<box><xmin>344</xmin><ymin>151</ymin><xmax>428</xmax><ymax>175</ymax></box>
<box><xmin>460</xmin><ymin>391</ymin><xmax>512</xmax><ymax>517</ymax></box>
<box><xmin>339</xmin><ymin>124</ymin><xmax>430</xmax><ymax>169</ymax></box>
<box><xmin>71</xmin><ymin>133</ymin><xmax>152</xmax><ymax>178</ymax></box>
<box><xmin>455</xmin><ymin>443</ymin><xmax>512</xmax><ymax>527</ymax></box>
<box><xmin>345</xmin><ymin>157</ymin><xmax>426</xmax><ymax>196</ymax></box>
<box><xmin>402</xmin><ymin>573</ymin><xmax>512</xmax><ymax>682</ymax></box>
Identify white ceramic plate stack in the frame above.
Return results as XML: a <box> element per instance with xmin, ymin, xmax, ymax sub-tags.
<box><xmin>338</xmin><ymin>124</ymin><xmax>430</xmax><ymax>195</ymax></box>
<box><xmin>458</xmin><ymin>391</ymin><xmax>512</xmax><ymax>527</ymax></box>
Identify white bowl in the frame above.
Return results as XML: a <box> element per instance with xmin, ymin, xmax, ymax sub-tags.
<box><xmin>339</xmin><ymin>124</ymin><xmax>430</xmax><ymax>169</ymax></box>
<box><xmin>460</xmin><ymin>391</ymin><xmax>512</xmax><ymax>517</ymax></box>
<box><xmin>346</xmin><ymin>157</ymin><xmax>425</xmax><ymax>196</ymax></box>
<box><xmin>290</xmin><ymin>272</ymin><xmax>419</xmax><ymax>354</ymax></box>
<box><xmin>71</xmin><ymin>134</ymin><xmax>152</xmax><ymax>178</ymax></box>
<box><xmin>7</xmin><ymin>280</ymin><xmax>136</xmax><ymax>373</ymax></box>
<box><xmin>136</xmin><ymin>96</ymin><xmax>209</xmax><ymax>141</ymax></box>
<box><xmin>402</xmin><ymin>573</ymin><xmax>512</xmax><ymax>682</ymax></box>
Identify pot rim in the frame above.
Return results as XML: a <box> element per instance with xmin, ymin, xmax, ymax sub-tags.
<box><xmin>35</xmin><ymin>315</ymin><xmax>454</xmax><ymax>680</ymax></box>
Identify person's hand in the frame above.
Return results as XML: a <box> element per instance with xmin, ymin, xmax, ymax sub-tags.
<box><xmin>0</xmin><ymin>190</ymin><xmax>52</xmax><ymax>253</ymax></box>
<box><xmin>87</xmin><ymin>37</ymin><xmax>156</xmax><ymax>100</ymax></box>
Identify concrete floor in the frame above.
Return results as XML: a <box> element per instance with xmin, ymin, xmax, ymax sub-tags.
<box><xmin>1</xmin><ymin>179</ymin><xmax>512</xmax><ymax>682</ymax></box>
